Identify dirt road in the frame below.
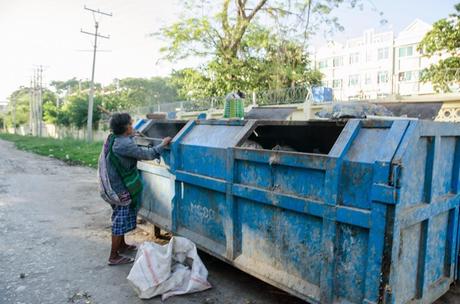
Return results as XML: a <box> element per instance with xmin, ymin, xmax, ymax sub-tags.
<box><xmin>0</xmin><ymin>139</ymin><xmax>458</xmax><ymax>304</ymax></box>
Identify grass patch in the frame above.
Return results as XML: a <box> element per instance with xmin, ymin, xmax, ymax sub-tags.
<box><xmin>0</xmin><ymin>133</ymin><xmax>103</xmax><ymax>168</ymax></box>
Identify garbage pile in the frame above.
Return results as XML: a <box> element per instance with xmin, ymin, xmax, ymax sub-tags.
<box><xmin>316</xmin><ymin>102</ymin><xmax>394</xmax><ymax>119</ymax></box>
<box><xmin>240</xmin><ymin>140</ymin><xmax>297</xmax><ymax>152</ymax></box>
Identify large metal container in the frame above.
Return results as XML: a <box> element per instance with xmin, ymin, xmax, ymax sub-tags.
<box><xmin>135</xmin><ymin>119</ymin><xmax>187</xmax><ymax>230</ymax></box>
<box><xmin>137</xmin><ymin>119</ymin><xmax>460</xmax><ymax>304</ymax></box>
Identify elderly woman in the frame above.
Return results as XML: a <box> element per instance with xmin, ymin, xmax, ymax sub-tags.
<box><xmin>101</xmin><ymin>113</ymin><xmax>171</xmax><ymax>265</ymax></box>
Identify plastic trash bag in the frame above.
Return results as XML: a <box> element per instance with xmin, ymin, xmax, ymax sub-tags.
<box><xmin>241</xmin><ymin>140</ymin><xmax>263</xmax><ymax>149</ymax></box>
<box><xmin>272</xmin><ymin>144</ymin><xmax>297</xmax><ymax>152</ymax></box>
<box><xmin>127</xmin><ymin>236</ymin><xmax>211</xmax><ymax>301</ymax></box>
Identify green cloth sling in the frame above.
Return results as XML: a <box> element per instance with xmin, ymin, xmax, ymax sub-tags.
<box><xmin>108</xmin><ymin>134</ymin><xmax>143</xmax><ymax>210</ymax></box>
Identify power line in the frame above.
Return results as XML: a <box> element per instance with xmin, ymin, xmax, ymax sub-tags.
<box><xmin>81</xmin><ymin>5</ymin><xmax>112</xmax><ymax>143</ymax></box>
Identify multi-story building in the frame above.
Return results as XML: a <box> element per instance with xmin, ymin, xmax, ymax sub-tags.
<box><xmin>312</xmin><ymin>19</ymin><xmax>441</xmax><ymax>100</ymax></box>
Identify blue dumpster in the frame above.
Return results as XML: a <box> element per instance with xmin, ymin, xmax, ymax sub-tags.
<box><xmin>135</xmin><ymin>119</ymin><xmax>188</xmax><ymax>230</ymax></box>
<box><xmin>137</xmin><ymin>119</ymin><xmax>460</xmax><ymax>304</ymax></box>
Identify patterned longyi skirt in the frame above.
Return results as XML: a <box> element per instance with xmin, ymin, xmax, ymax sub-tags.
<box><xmin>111</xmin><ymin>204</ymin><xmax>137</xmax><ymax>236</ymax></box>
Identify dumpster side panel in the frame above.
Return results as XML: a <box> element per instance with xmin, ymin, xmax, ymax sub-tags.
<box><xmin>398</xmin><ymin>137</ymin><xmax>430</xmax><ymax>208</ymax></box>
<box><xmin>180</xmin><ymin>146</ymin><xmax>228</xmax><ymax>179</ymax></box>
<box><xmin>235</xmin><ymin>197</ymin><xmax>323</xmax><ymax>288</ymax></box>
<box><xmin>179</xmin><ymin>124</ymin><xmax>247</xmax><ymax>179</ymax></box>
<box><xmin>393</xmin><ymin>221</ymin><xmax>423</xmax><ymax>303</ymax></box>
<box><xmin>426</xmin><ymin>212</ymin><xmax>450</xmax><ymax>283</ymax></box>
<box><xmin>390</xmin><ymin>121</ymin><xmax>460</xmax><ymax>304</ymax></box>
<box><xmin>138</xmin><ymin>160</ymin><xmax>175</xmax><ymax>229</ymax></box>
<box><xmin>340</xmin><ymin>162</ymin><xmax>374</xmax><ymax>210</ymax></box>
<box><xmin>178</xmin><ymin>182</ymin><xmax>227</xmax><ymax>247</ymax></box>
<box><xmin>272</xmin><ymin>165</ymin><xmax>325</xmax><ymax>201</ymax></box>
<box><xmin>235</xmin><ymin>160</ymin><xmax>271</xmax><ymax>188</ymax></box>
<box><xmin>141</xmin><ymin>171</ymin><xmax>172</xmax><ymax>219</ymax></box>
<box><xmin>432</xmin><ymin>137</ymin><xmax>457</xmax><ymax>197</ymax></box>
<box><xmin>341</xmin><ymin>128</ymin><xmax>392</xmax><ymax>210</ymax></box>
<box><xmin>335</xmin><ymin>223</ymin><xmax>369</xmax><ymax>303</ymax></box>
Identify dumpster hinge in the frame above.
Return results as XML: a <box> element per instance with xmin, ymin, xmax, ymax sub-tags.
<box><xmin>389</xmin><ymin>163</ymin><xmax>401</xmax><ymax>188</ymax></box>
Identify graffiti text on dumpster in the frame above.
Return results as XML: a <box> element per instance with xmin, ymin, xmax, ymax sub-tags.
<box><xmin>190</xmin><ymin>202</ymin><xmax>216</xmax><ymax>223</ymax></box>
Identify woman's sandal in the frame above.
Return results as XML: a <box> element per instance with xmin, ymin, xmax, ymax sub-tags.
<box><xmin>108</xmin><ymin>256</ymin><xmax>134</xmax><ymax>266</ymax></box>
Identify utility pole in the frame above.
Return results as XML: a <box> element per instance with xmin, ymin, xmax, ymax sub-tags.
<box><xmin>29</xmin><ymin>78</ymin><xmax>33</xmax><ymax>135</ymax></box>
<box><xmin>11</xmin><ymin>97</ymin><xmax>17</xmax><ymax>134</ymax></box>
<box><xmin>81</xmin><ymin>5</ymin><xmax>112</xmax><ymax>142</ymax></box>
<box><xmin>38</xmin><ymin>65</ymin><xmax>43</xmax><ymax>137</ymax></box>
<box><xmin>32</xmin><ymin>70</ymin><xmax>37</xmax><ymax>136</ymax></box>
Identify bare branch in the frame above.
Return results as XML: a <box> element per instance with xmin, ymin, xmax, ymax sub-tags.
<box><xmin>237</xmin><ymin>0</ymin><xmax>247</xmax><ymax>19</ymax></box>
<box><xmin>247</xmin><ymin>0</ymin><xmax>269</xmax><ymax>20</ymax></box>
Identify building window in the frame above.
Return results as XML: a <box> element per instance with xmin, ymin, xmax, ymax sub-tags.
<box><xmin>377</xmin><ymin>93</ymin><xmax>389</xmax><ymax>99</ymax></box>
<box><xmin>349</xmin><ymin>52</ymin><xmax>359</xmax><ymax>64</ymax></box>
<box><xmin>398</xmin><ymin>71</ymin><xmax>417</xmax><ymax>82</ymax></box>
<box><xmin>378</xmin><ymin>47</ymin><xmax>389</xmax><ymax>60</ymax></box>
<box><xmin>365</xmin><ymin>73</ymin><xmax>372</xmax><ymax>85</ymax></box>
<box><xmin>348</xmin><ymin>75</ymin><xmax>359</xmax><ymax>86</ymax></box>
<box><xmin>318</xmin><ymin>59</ymin><xmax>328</xmax><ymax>69</ymax></box>
<box><xmin>333</xmin><ymin>79</ymin><xmax>343</xmax><ymax>88</ymax></box>
<box><xmin>399</xmin><ymin>46</ymin><xmax>414</xmax><ymax>57</ymax></box>
<box><xmin>377</xmin><ymin>71</ymin><xmax>389</xmax><ymax>84</ymax></box>
<box><xmin>366</xmin><ymin>51</ymin><xmax>373</xmax><ymax>62</ymax></box>
<box><xmin>333</xmin><ymin>56</ymin><xmax>343</xmax><ymax>67</ymax></box>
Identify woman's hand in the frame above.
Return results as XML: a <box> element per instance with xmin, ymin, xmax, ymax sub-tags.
<box><xmin>161</xmin><ymin>137</ymin><xmax>172</xmax><ymax>146</ymax></box>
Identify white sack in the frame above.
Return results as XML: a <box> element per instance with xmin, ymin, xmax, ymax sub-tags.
<box><xmin>127</xmin><ymin>236</ymin><xmax>211</xmax><ymax>300</ymax></box>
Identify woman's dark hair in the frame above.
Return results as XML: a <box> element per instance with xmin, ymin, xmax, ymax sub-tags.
<box><xmin>110</xmin><ymin>113</ymin><xmax>132</xmax><ymax>135</ymax></box>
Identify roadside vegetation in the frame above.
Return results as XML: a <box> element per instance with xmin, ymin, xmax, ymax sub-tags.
<box><xmin>0</xmin><ymin>133</ymin><xmax>102</xmax><ymax>168</ymax></box>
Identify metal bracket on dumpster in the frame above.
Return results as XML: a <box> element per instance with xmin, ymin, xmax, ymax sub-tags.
<box><xmin>371</xmin><ymin>164</ymin><xmax>402</xmax><ymax>205</ymax></box>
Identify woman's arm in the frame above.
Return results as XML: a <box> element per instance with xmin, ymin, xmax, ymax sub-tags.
<box><xmin>113</xmin><ymin>136</ymin><xmax>171</xmax><ymax>160</ymax></box>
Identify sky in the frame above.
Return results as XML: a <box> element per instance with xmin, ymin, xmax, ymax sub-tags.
<box><xmin>0</xmin><ymin>0</ymin><xmax>457</xmax><ymax>101</ymax></box>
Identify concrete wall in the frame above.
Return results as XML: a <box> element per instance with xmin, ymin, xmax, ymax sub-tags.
<box><xmin>6</xmin><ymin>124</ymin><xmax>108</xmax><ymax>142</ymax></box>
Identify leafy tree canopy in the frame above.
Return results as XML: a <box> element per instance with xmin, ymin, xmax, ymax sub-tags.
<box><xmin>158</xmin><ymin>0</ymin><xmax>383</xmax><ymax>98</ymax></box>
<box><xmin>418</xmin><ymin>3</ymin><xmax>460</xmax><ymax>92</ymax></box>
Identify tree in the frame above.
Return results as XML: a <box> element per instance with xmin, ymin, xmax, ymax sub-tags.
<box><xmin>418</xmin><ymin>3</ymin><xmax>460</xmax><ymax>92</ymax></box>
<box><xmin>50</xmin><ymin>78</ymin><xmax>101</xmax><ymax>95</ymax></box>
<box><xmin>4</xmin><ymin>88</ymin><xmax>30</xmax><ymax>128</ymax></box>
<box><xmin>43</xmin><ymin>101</ymin><xmax>59</xmax><ymax>124</ymax></box>
<box><xmin>159</xmin><ymin>0</ymin><xmax>383</xmax><ymax>98</ymax></box>
<box><xmin>160</xmin><ymin>0</ymin><xmax>381</xmax><ymax>61</ymax></box>
<box><xmin>118</xmin><ymin>77</ymin><xmax>179</xmax><ymax>105</ymax></box>
<box><xmin>171</xmin><ymin>68</ymin><xmax>219</xmax><ymax>99</ymax></box>
<box><xmin>59</xmin><ymin>94</ymin><xmax>102</xmax><ymax>129</ymax></box>
<box><xmin>169</xmin><ymin>28</ymin><xmax>323</xmax><ymax>98</ymax></box>
<box><xmin>42</xmin><ymin>90</ymin><xmax>58</xmax><ymax>124</ymax></box>
<box><xmin>100</xmin><ymin>77</ymin><xmax>180</xmax><ymax>111</ymax></box>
